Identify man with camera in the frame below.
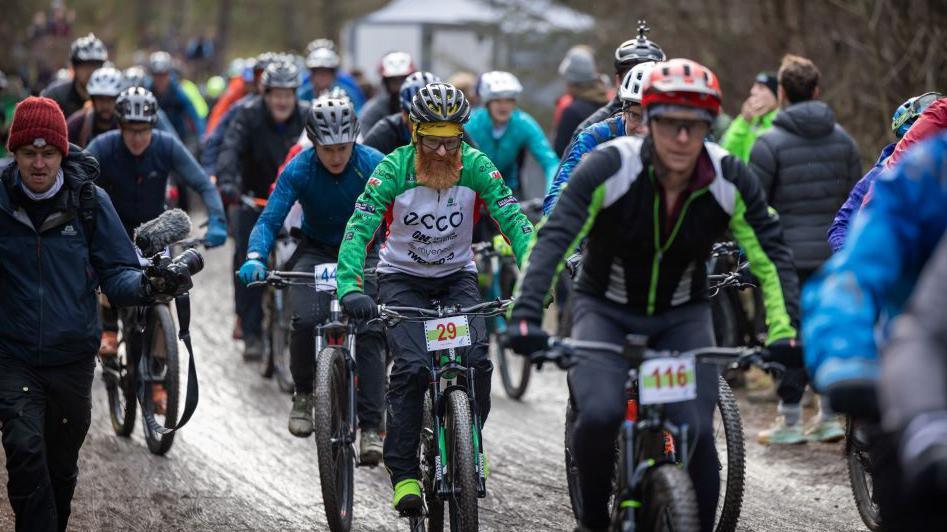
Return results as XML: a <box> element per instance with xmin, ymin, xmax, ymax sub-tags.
<box><xmin>0</xmin><ymin>96</ymin><xmax>191</xmax><ymax>531</ymax></box>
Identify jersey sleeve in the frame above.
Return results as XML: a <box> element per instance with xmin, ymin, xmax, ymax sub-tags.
<box><xmin>521</xmin><ymin>113</ymin><xmax>560</xmax><ymax>191</ymax></box>
<box><xmin>336</xmin><ymin>155</ymin><xmax>401</xmax><ymax>299</ymax></box>
<box><xmin>471</xmin><ymin>152</ymin><xmax>535</xmax><ymax>268</ymax></box>
<box><xmin>544</xmin><ymin>126</ymin><xmax>599</xmax><ymax>215</ymax></box>
<box><xmin>511</xmin><ymin>147</ymin><xmax>618</xmax><ymax>324</ymax></box>
<box><xmin>168</xmin><ymin>135</ymin><xmax>225</xmax><ymax>223</ymax></box>
<box><xmin>726</xmin><ymin>158</ymin><xmax>799</xmax><ymax>343</ymax></box>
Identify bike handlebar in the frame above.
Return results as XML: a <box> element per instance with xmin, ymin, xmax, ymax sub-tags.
<box><xmin>376</xmin><ymin>299</ymin><xmax>513</xmax><ymax>322</ymax></box>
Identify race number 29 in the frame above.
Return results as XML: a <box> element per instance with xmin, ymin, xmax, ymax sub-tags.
<box><xmin>424</xmin><ymin>316</ymin><xmax>472</xmax><ymax>352</ymax></box>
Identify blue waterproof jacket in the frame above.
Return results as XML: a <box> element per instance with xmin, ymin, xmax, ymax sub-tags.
<box><xmin>803</xmin><ymin>132</ymin><xmax>947</xmax><ymax>391</ymax></box>
<box><xmin>827</xmin><ymin>143</ymin><xmax>896</xmax><ymax>252</ymax></box>
<box><xmin>544</xmin><ymin>115</ymin><xmax>625</xmax><ymax>215</ymax></box>
<box><xmin>150</xmin><ymin>79</ymin><xmax>206</xmax><ymax>141</ymax></box>
<box><xmin>466</xmin><ymin>107</ymin><xmax>559</xmax><ymax>195</ymax></box>
<box><xmin>87</xmin><ymin>130</ymin><xmax>225</xmax><ymax>235</ymax></box>
<box><xmin>247</xmin><ymin>143</ymin><xmax>384</xmax><ymax>256</ymax></box>
<box><xmin>0</xmin><ymin>147</ymin><xmax>146</xmax><ymax>366</ymax></box>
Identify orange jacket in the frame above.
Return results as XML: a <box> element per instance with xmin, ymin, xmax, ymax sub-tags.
<box><xmin>205</xmin><ymin>77</ymin><xmax>248</xmax><ymax>139</ymax></box>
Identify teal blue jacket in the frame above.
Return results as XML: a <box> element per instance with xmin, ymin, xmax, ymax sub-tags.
<box><xmin>466</xmin><ymin>108</ymin><xmax>559</xmax><ymax>194</ymax></box>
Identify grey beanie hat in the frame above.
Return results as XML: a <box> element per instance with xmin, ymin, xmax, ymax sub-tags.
<box><xmin>558</xmin><ymin>46</ymin><xmax>598</xmax><ymax>84</ymax></box>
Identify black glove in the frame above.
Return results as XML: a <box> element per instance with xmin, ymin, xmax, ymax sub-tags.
<box><xmin>505</xmin><ymin>318</ymin><xmax>549</xmax><ymax>357</ymax></box>
<box><xmin>765</xmin><ymin>338</ymin><xmax>804</xmax><ymax>368</ymax></box>
<box><xmin>901</xmin><ymin>413</ymin><xmax>947</xmax><ymax>503</ymax></box>
<box><xmin>342</xmin><ymin>292</ymin><xmax>377</xmax><ymax>320</ymax></box>
<box><xmin>218</xmin><ymin>183</ymin><xmax>240</xmax><ymax>205</ymax></box>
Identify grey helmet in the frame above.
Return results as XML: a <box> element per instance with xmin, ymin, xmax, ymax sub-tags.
<box><xmin>123</xmin><ymin>66</ymin><xmax>148</xmax><ymax>89</ymax></box>
<box><xmin>399</xmin><ymin>71</ymin><xmax>441</xmax><ymax>112</ymax></box>
<box><xmin>614</xmin><ymin>21</ymin><xmax>666</xmax><ymax>73</ymax></box>
<box><xmin>116</xmin><ymin>86</ymin><xmax>159</xmax><ymax>125</ymax></box>
<box><xmin>149</xmin><ymin>51</ymin><xmax>174</xmax><ymax>74</ymax></box>
<box><xmin>86</xmin><ymin>66</ymin><xmax>124</xmax><ymax>97</ymax></box>
<box><xmin>305</xmin><ymin>47</ymin><xmax>340</xmax><ymax>70</ymax></box>
<box><xmin>262</xmin><ymin>60</ymin><xmax>301</xmax><ymax>90</ymax></box>
<box><xmin>408</xmin><ymin>82</ymin><xmax>471</xmax><ymax>124</ymax></box>
<box><xmin>478</xmin><ymin>71</ymin><xmax>523</xmax><ymax>102</ymax></box>
<box><xmin>317</xmin><ymin>86</ymin><xmax>352</xmax><ymax>105</ymax></box>
<box><xmin>70</xmin><ymin>33</ymin><xmax>108</xmax><ymax>64</ymax></box>
<box><xmin>306</xmin><ymin>98</ymin><xmax>359</xmax><ymax>146</ymax></box>
<box><xmin>306</xmin><ymin>38</ymin><xmax>336</xmax><ymax>55</ymax></box>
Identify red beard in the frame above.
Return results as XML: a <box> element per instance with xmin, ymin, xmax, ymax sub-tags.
<box><xmin>415</xmin><ymin>148</ymin><xmax>462</xmax><ymax>190</ymax></box>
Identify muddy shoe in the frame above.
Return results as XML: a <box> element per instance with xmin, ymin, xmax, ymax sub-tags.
<box><xmin>359</xmin><ymin>428</ymin><xmax>383</xmax><ymax>466</ymax></box>
<box><xmin>99</xmin><ymin>330</ymin><xmax>118</xmax><ymax>358</ymax></box>
<box><xmin>805</xmin><ymin>417</ymin><xmax>845</xmax><ymax>443</ymax></box>
<box><xmin>243</xmin><ymin>335</ymin><xmax>263</xmax><ymax>361</ymax></box>
<box><xmin>288</xmin><ymin>393</ymin><xmax>314</xmax><ymax>437</ymax></box>
<box><xmin>393</xmin><ymin>478</ymin><xmax>422</xmax><ymax>513</ymax></box>
<box><xmin>756</xmin><ymin>415</ymin><xmax>806</xmax><ymax>445</ymax></box>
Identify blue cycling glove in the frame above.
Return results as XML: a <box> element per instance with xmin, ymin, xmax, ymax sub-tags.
<box><xmin>204</xmin><ymin>217</ymin><xmax>228</xmax><ymax>248</ymax></box>
<box><xmin>238</xmin><ymin>259</ymin><xmax>267</xmax><ymax>285</ymax></box>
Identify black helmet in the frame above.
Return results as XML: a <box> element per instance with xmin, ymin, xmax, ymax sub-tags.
<box><xmin>614</xmin><ymin>21</ymin><xmax>665</xmax><ymax>73</ymax></box>
<box><xmin>262</xmin><ymin>60</ymin><xmax>300</xmax><ymax>90</ymax></box>
<box><xmin>408</xmin><ymin>82</ymin><xmax>470</xmax><ymax>125</ymax></box>
<box><xmin>70</xmin><ymin>33</ymin><xmax>108</xmax><ymax>64</ymax></box>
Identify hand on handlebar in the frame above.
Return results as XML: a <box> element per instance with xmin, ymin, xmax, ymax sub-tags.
<box><xmin>764</xmin><ymin>338</ymin><xmax>804</xmax><ymax>369</ymax></box>
<box><xmin>506</xmin><ymin>319</ymin><xmax>550</xmax><ymax>357</ymax></box>
<box><xmin>237</xmin><ymin>259</ymin><xmax>267</xmax><ymax>285</ymax></box>
<box><xmin>341</xmin><ymin>292</ymin><xmax>377</xmax><ymax>320</ymax></box>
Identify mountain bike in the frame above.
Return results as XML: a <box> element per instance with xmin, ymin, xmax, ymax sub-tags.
<box><xmin>251</xmin><ymin>264</ymin><xmax>378</xmax><ymax>532</ymax></box>
<box><xmin>544</xmin><ymin>336</ymin><xmax>783</xmax><ymax>532</ymax></box>
<box><xmin>472</xmin><ymin>241</ymin><xmax>530</xmax><ymax>400</ymax></box>
<box><xmin>844</xmin><ymin>393</ymin><xmax>884</xmax><ymax>531</ymax></box>
<box><xmin>101</xmin><ymin>237</ymin><xmax>204</xmax><ymax>455</ymax></box>
<box><xmin>259</xmin><ymin>225</ymin><xmax>299</xmax><ymax>393</ymax></box>
<box><xmin>707</xmin><ymin>242</ymin><xmax>758</xmax><ymax>348</ymax></box>
<box><xmin>375</xmin><ymin>299</ymin><xmax>512</xmax><ymax>532</ymax></box>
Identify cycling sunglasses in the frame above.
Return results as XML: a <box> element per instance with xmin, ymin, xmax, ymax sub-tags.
<box><xmin>418</xmin><ymin>135</ymin><xmax>463</xmax><ymax>152</ymax></box>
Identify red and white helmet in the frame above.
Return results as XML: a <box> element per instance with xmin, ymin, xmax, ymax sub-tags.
<box><xmin>641</xmin><ymin>58</ymin><xmax>722</xmax><ymax>116</ymax></box>
<box><xmin>379</xmin><ymin>52</ymin><xmax>415</xmax><ymax>78</ymax></box>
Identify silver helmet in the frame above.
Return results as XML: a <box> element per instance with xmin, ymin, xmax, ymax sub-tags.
<box><xmin>478</xmin><ymin>71</ymin><xmax>523</xmax><ymax>102</ymax></box>
<box><xmin>70</xmin><ymin>33</ymin><xmax>108</xmax><ymax>64</ymax></box>
<box><xmin>148</xmin><ymin>51</ymin><xmax>173</xmax><ymax>74</ymax></box>
<box><xmin>262</xmin><ymin>60</ymin><xmax>301</xmax><ymax>90</ymax></box>
<box><xmin>86</xmin><ymin>67</ymin><xmax>124</xmax><ymax>98</ymax></box>
<box><xmin>305</xmin><ymin>47</ymin><xmax>340</xmax><ymax>70</ymax></box>
<box><xmin>306</xmin><ymin>98</ymin><xmax>359</xmax><ymax>146</ymax></box>
<box><xmin>116</xmin><ymin>86</ymin><xmax>159</xmax><ymax>125</ymax></box>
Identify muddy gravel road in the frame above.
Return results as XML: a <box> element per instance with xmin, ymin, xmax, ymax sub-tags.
<box><xmin>0</xmin><ymin>243</ymin><xmax>867</xmax><ymax>531</ymax></box>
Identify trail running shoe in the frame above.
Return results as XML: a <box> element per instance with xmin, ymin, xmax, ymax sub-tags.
<box><xmin>756</xmin><ymin>415</ymin><xmax>806</xmax><ymax>445</ymax></box>
<box><xmin>288</xmin><ymin>393</ymin><xmax>314</xmax><ymax>437</ymax></box>
<box><xmin>360</xmin><ymin>428</ymin><xmax>383</xmax><ymax>465</ymax></box>
<box><xmin>805</xmin><ymin>417</ymin><xmax>846</xmax><ymax>443</ymax></box>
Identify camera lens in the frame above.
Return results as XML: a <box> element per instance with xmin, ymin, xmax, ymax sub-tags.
<box><xmin>172</xmin><ymin>249</ymin><xmax>204</xmax><ymax>276</ymax></box>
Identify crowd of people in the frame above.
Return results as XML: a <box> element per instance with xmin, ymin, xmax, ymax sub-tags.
<box><xmin>0</xmin><ymin>12</ymin><xmax>945</xmax><ymax>532</ymax></box>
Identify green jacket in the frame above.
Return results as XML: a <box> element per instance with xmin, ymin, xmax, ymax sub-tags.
<box><xmin>336</xmin><ymin>143</ymin><xmax>534</xmax><ymax>299</ymax></box>
<box><xmin>720</xmin><ymin>109</ymin><xmax>777</xmax><ymax>162</ymax></box>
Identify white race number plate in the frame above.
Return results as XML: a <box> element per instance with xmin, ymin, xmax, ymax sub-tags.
<box><xmin>423</xmin><ymin>316</ymin><xmax>472</xmax><ymax>352</ymax></box>
<box><xmin>313</xmin><ymin>263</ymin><xmax>337</xmax><ymax>292</ymax></box>
<box><xmin>638</xmin><ymin>356</ymin><xmax>697</xmax><ymax>405</ymax></box>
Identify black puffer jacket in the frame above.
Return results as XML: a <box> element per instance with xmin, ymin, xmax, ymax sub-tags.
<box><xmin>749</xmin><ymin>101</ymin><xmax>861</xmax><ymax>270</ymax></box>
<box><xmin>216</xmin><ymin>97</ymin><xmax>306</xmax><ymax>197</ymax></box>
<box><xmin>41</xmin><ymin>79</ymin><xmax>85</xmax><ymax>119</ymax></box>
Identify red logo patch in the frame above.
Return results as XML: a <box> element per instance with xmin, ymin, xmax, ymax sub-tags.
<box><xmin>367</xmin><ymin>177</ymin><xmax>382</xmax><ymax>187</ymax></box>
<box><xmin>490</xmin><ymin>170</ymin><xmax>502</xmax><ymax>180</ymax></box>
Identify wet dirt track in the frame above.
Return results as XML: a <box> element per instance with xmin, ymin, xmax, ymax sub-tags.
<box><xmin>0</xmin><ymin>243</ymin><xmax>867</xmax><ymax>531</ymax></box>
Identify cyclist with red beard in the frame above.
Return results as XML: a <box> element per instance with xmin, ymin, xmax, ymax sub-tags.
<box><xmin>335</xmin><ymin>82</ymin><xmax>534</xmax><ymax>511</ymax></box>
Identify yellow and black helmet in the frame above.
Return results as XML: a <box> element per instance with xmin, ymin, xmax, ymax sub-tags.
<box><xmin>408</xmin><ymin>82</ymin><xmax>471</xmax><ymax>125</ymax></box>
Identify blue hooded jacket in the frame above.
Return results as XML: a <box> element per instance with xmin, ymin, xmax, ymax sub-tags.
<box><xmin>826</xmin><ymin>142</ymin><xmax>896</xmax><ymax>252</ymax></box>
<box><xmin>803</xmin><ymin>132</ymin><xmax>947</xmax><ymax>390</ymax></box>
<box><xmin>544</xmin><ymin>115</ymin><xmax>625</xmax><ymax>215</ymax></box>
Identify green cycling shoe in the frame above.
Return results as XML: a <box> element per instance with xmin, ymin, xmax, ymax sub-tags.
<box><xmin>393</xmin><ymin>478</ymin><xmax>422</xmax><ymax>513</ymax></box>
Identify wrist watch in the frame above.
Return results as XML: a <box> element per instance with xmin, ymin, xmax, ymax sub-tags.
<box><xmin>247</xmin><ymin>252</ymin><xmax>263</xmax><ymax>262</ymax></box>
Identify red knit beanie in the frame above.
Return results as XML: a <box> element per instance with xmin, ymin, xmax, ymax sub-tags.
<box><xmin>6</xmin><ymin>96</ymin><xmax>69</xmax><ymax>155</ymax></box>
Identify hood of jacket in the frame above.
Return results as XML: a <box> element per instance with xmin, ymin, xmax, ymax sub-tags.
<box><xmin>773</xmin><ymin>100</ymin><xmax>836</xmax><ymax>138</ymax></box>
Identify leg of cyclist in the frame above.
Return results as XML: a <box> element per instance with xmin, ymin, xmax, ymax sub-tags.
<box><xmin>652</xmin><ymin>302</ymin><xmax>719</xmax><ymax>532</ymax></box>
<box><xmin>233</xmin><ymin>204</ymin><xmax>263</xmax><ymax>358</ymax></box>
<box><xmin>286</xmin><ymin>242</ymin><xmax>333</xmax><ymax>437</ymax></box>
<box><xmin>355</xmin><ymin>257</ymin><xmax>386</xmax><ymax>464</ymax></box>
<box><xmin>378</xmin><ymin>272</ymin><xmax>437</xmax><ymax>510</ymax></box>
<box><xmin>445</xmin><ymin>271</ymin><xmax>492</xmax><ymax>427</ymax></box>
<box><xmin>569</xmin><ymin>294</ymin><xmax>658</xmax><ymax>530</ymax></box>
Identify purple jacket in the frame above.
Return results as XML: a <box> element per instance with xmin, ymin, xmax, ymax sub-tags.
<box><xmin>827</xmin><ymin>143</ymin><xmax>896</xmax><ymax>252</ymax></box>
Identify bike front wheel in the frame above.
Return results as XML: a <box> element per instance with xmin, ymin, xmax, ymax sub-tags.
<box><xmin>142</xmin><ymin>304</ymin><xmax>180</xmax><ymax>455</ymax></box>
<box><xmin>314</xmin><ymin>346</ymin><xmax>354</xmax><ymax>532</ymax></box>
<box><xmin>635</xmin><ymin>464</ymin><xmax>700</xmax><ymax>532</ymax></box>
<box><xmin>493</xmin><ymin>332</ymin><xmax>531</xmax><ymax>400</ymax></box>
<box><xmin>445</xmin><ymin>389</ymin><xmax>479</xmax><ymax>532</ymax></box>
<box><xmin>714</xmin><ymin>376</ymin><xmax>746</xmax><ymax>532</ymax></box>
<box><xmin>106</xmin><ymin>312</ymin><xmax>138</xmax><ymax>437</ymax></box>
<box><xmin>846</xmin><ymin>417</ymin><xmax>883</xmax><ymax>531</ymax></box>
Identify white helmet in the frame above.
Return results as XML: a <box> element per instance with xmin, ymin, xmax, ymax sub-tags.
<box><xmin>70</xmin><ymin>33</ymin><xmax>108</xmax><ymax>64</ymax></box>
<box><xmin>379</xmin><ymin>52</ymin><xmax>414</xmax><ymax>78</ymax></box>
<box><xmin>86</xmin><ymin>67</ymin><xmax>124</xmax><ymax>97</ymax></box>
<box><xmin>619</xmin><ymin>61</ymin><xmax>656</xmax><ymax>106</ymax></box>
<box><xmin>305</xmin><ymin>47</ymin><xmax>340</xmax><ymax>70</ymax></box>
<box><xmin>149</xmin><ymin>51</ymin><xmax>173</xmax><ymax>74</ymax></box>
<box><xmin>306</xmin><ymin>98</ymin><xmax>359</xmax><ymax>146</ymax></box>
<box><xmin>116</xmin><ymin>87</ymin><xmax>159</xmax><ymax>125</ymax></box>
<box><xmin>478</xmin><ymin>71</ymin><xmax>523</xmax><ymax>102</ymax></box>
<box><xmin>123</xmin><ymin>66</ymin><xmax>148</xmax><ymax>89</ymax></box>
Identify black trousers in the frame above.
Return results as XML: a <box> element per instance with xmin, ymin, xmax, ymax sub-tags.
<box><xmin>775</xmin><ymin>268</ymin><xmax>815</xmax><ymax>406</ymax></box>
<box><xmin>232</xmin><ymin>205</ymin><xmax>263</xmax><ymax>338</ymax></box>
<box><xmin>378</xmin><ymin>271</ymin><xmax>492</xmax><ymax>485</ymax></box>
<box><xmin>0</xmin><ymin>354</ymin><xmax>95</xmax><ymax>532</ymax></box>
<box><xmin>569</xmin><ymin>296</ymin><xmax>720</xmax><ymax>532</ymax></box>
<box><xmin>287</xmin><ymin>240</ymin><xmax>386</xmax><ymax>430</ymax></box>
